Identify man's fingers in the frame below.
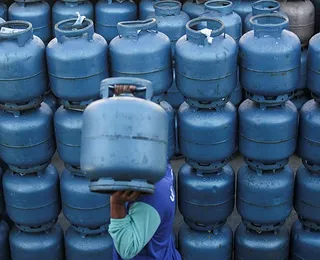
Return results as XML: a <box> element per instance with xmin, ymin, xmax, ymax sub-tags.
<box><xmin>123</xmin><ymin>190</ymin><xmax>134</xmax><ymax>197</ymax></box>
<box><xmin>128</xmin><ymin>191</ymin><xmax>141</xmax><ymax>201</ymax></box>
<box><xmin>114</xmin><ymin>85</ymin><xmax>137</xmax><ymax>95</ymax></box>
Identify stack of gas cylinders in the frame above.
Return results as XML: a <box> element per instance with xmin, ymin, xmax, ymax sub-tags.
<box><xmin>176</xmin><ymin>16</ymin><xmax>237</xmax><ymax>259</ymax></box>
<box><xmin>290</xmin><ymin>32</ymin><xmax>320</xmax><ymax>259</ymax></box>
<box><xmin>236</xmin><ymin>13</ymin><xmax>299</xmax><ymax>259</ymax></box>
<box><xmin>147</xmin><ymin>0</ymin><xmax>189</xmax><ymax>157</ymax></box>
<box><xmin>278</xmin><ymin>0</ymin><xmax>314</xmax><ymax>110</ymax></box>
<box><xmin>109</xmin><ymin>11</ymin><xmax>176</xmax><ymax>159</ymax></box>
<box><xmin>46</xmin><ymin>17</ymin><xmax>113</xmax><ymax>259</ymax></box>
<box><xmin>0</xmin><ymin>21</ymin><xmax>63</xmax><ymax>259</ymax></box>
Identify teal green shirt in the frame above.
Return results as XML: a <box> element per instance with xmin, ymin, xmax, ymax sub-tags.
<box><xmin>109</xmin><ymin>202</ymin><xmax>161</xmax><ymax>260</ymax></box>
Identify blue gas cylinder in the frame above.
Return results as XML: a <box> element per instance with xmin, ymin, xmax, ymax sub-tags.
<box><xmin>239</xmin><ymin>14</ymin><xmax>300</xmax><ymax>104</ymax></box>
<box><xmin>139</xmin><ymin>0</ymin><xmax>157</xmax><ymax>19</ymax></box>
<box><xmin>147</xmin><ymin>0</ymin><xmax>190</xmax><ymax>58</ymax></box>
<box><xmin>0</xmin><ymin>2</ymin><xmax>7</xmax><ymax>19</ymax></box>
<box><xmin>299</xmin><ymin>46</ymin><xmax>308</xmax><ymax>92</ymax></box>
<box><xmin>52</xmin><ymin>0</ymin><xmax>94</xmax><ymax>30</ymax></box>
<box><xmin>230</xmin><ymin>71</ymin><xmax>243</xmax><ymax>107</ymax></box>
<box><xmin>0</xmin><ymin>16</ymin><xmax>4</xmax><ymax>23</ymax></box>
<box><xmin>65</xmin><ymin>227</ymin><xmax>113</xmax><ymax>259</ymax></box>
<box><xmin>110</xmin><ymin>19</ymin><xmax>172</xmax><ymax>96</ymax></box>
<box><xmin>8</xmin><ymin>0</ymin><xmax>51</xmax><ymax>44</ymax></box>
<box><xmin>178</xmin><ymin>102</ymin><xmax>237</xmax><ymax>170</ymax></box>
<box><xmin>200</xmin><ymin>0</ymin><xmax>242</xmax><ymax>43</ymax></box>
<box><xmin>81</xmin><ymin>78</ymin><xmax>168</xmax><ymax>194</ymax></box>
<box><xmin>244</xmin><ymin>0</ymin><xmax>282</xmax><ymax>33</ymax></box>
<box><xmin>178</xmin><ymin>223</ymin><xmax>233</xmax><ymax>259</ymax></box>
<box><xmin>231</xmin><ymin>0</ymin><xmax>256</xmax><ymax>23</ymax></box>
<box><xmin>47</xmin><ymin>18</ymin><xmax>108</xmax><ymax>106</ymax></box>
<box><xmin>182</xmin><ymin>0</ymin><xmax>206</xmax><ymax>19</ymax></box>
<box><xmin>3</xmin><ymin>164</ymin><xmax>60</xmax><ymax>232</ymax></box>
<box><xmin>60</xmin><ymin>168</ymin><xmax>111</xmax><ymax>234</ymax></box>
<box><xmin>298</xmin><ymin>99</ymin><xmax>320</xmax><ymax>167</ymax></box>
<box><xmin>175</xmin><ymin>17</ymin><xmax>238</xmax><ymax>108</ymax></box>
<box><xmin>158</xmin><ymin>100</ymin><xmax>175</xmax><ymax>159</ymax></box>
<box><xmin>163</xmin><ymin>69</ymin><xmax>184</xmax><ymax>110</ymax></box>
<box><xmin>43</xmin><ymin>91</ymin><xmax>58</xmax><ymax>112</ymax></box>
<box><xmin>237</xmin><ymin>164</ymin><xmax>294</xmax><ymax>231</ymax></box>
<box><xmin>0</xmin><ymin>167</ymin><xmax>4</xmax><ymax>218</ymax></box>
<box><xmin>0</xmin><ymin>103</ymin><xmax>55</xmax><ymax>172</ymax></box>
<box><xmin>294</xmin><ymin>164</ymin><xmax>320</xmax><ymax>228</ymax></box>
<box><xmin>9</xmin><ymin>223</ymin><xmax>64</xmax><ymax>260</ymax></box>
<box><xmin>0</xmin><ymin>220</ymin><xmax>10</xmax><ymax>260</ymax></box>
<box><xmin>95</xmin><ymin>0</ymin><xmax>137</xmax><ymax>42</ymax></box>
<box><xmin>54</xmin><ymin>106</ymin><xmax>84</xmax><ymax>168</ymax></box>
<box><xmin>239</xmin><ymin>99</ymin><xmax>298</xmax><ymax>170</ymax></box>
<box><xmin>0</xmin><ymin>21</ymin><xmax>47</xmax><ymax>106</ymax></box>
<box><xmin>178</xmin><ymin>163</ymin><xmax>235</xmax><ymax>231</ymax></box>
<box><xmin>308</xmin><ymin>32</ymin><xmax>320</xmax><ymax>100</ymax></box>
<box><xmin>291</xmin><ymin>219</ymin><xmax>320</xmax><ymax>259</ymax></box>
<box><xmin>234</xmin><ymin>223</ymin><xmax>290</xmax><ymax>260</ymax></box>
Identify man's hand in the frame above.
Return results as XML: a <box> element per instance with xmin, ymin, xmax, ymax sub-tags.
<box><xmin>110</xmin><ymin>191</ymin><xmax>141</xmax><ymax>219</ymax></box>
<box><xmin>111</xmin><ymin>191</ymin><xmax>141</xmax><ymax>205</ymax></box>
<box><xmin>114</xmin><ymin>85</ymin><xmax>136</xmax><ymax>96</ymax></box>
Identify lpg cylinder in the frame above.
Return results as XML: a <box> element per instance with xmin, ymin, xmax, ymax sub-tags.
<box><xmin>307</xmin><ymin>33</ymin><xmax>320</xmax><ymax>100</ymax></box>
<box><xmin>239</xmin><ymin>14</ymin><xmax>300</xmax><ymax>104</ymax></box>
<box><xmin>47</xmin><ymin>18</ymin><xmax>108</xmax><ymax>106</ymax></box>
<box><xmin>297</xmin><ymin>46</ymin><xmax>308</xmax><ymax>93</ymax></box>
<box><xmin>200</xmin><ymin>0</ymin><xmax>242</xmax><ymax>43</ymax></box>
<box><xmin>0</xmin><ymin>103</ymin><xmax>55</xmax><ymax>172</ymax></box>
<box><xmin>81</xmin><ymin>78</ymin><xmax>168</xmax><ymax>194</ymax></box>
<box><xmin>147</xmin><ymin>0</ymin><xmax>190</xmax><ymax>58</ymax></box>
<box><xmin>54</xmin><ymin>106</ymin><xmax>83</xmax><ymax>168</ymax></box>
<box><xmin>0</xmin><ymin>167</ymin><xmax>4</xmax><ymax>217</ymax></box>
<box><xmin>0</xmin><ymin>220</ymin><xmax>10</xmax><ymax>260</ymax></box>
<box><xmin>178</xmin><ymin>223</ymin><xmax>233</xmax><ymax>259</ymax></box>
<box><xmin>43</xmin><ymin>91</ymin><xmax>58</xmax><ymax>112</ymax></box>
<box><xmin>65</xmin><ymin>227</ymin><xmax>113</xmax><ymax>259</ymax></box>
<box><xmin>178</xmin><ymin>102</ymin><xmax>237</xmax><ymax>171</ymax></box>
<box><xmin>230</xmin><ymin>73</ymin><xmax>243</xmax><ymax>107</ymax></box>
<box><xmin>244</xmin><ymin>0</ymin><xmax>282</xmax><ymax>33</ymax></box>
<box><xmin>3</xmin><ymin>164</ymin><xmax>60</xmax><ymax>232</ymax></box>
<box><xmin>52</xmin><ymin>0</ymin><xmax>94</xmax><ymax>30</ymax></box>
<box><xmin>163</xmin><ymin>69</ymin><xmax>184</xmax><ymax>109</ymax></box>
<box><xmin>175</xmin><ymin>17</ymin><xmax>238</xmax><ymax>108</ymax></box>
<box><xmin>312</xmin><ymin>0</ymin><xmax>320</xmax><ymax>30</ymax></box>
<box><xmin>8</xmin><ymin>0</ymin><xmax>51</xmax><ymax>44</ymax></box>
<box><xmin>178</xmin><ymin>163</ymin><xmax>235</xmax><ymax>231</ymax></box>
<box><xmin>60</xmin><ymin>168</ymin><xmax>111</xmax><ymax>233</ymax></box>
<box><xmin>237</xmin><ymin>164</ymin><xmax>294</xmax><ymax>231</ymax></box>
<box><xmin>239</xmin><ymin>99</ymin><xmax>298</xmax><ymax>170</ymax></box>
<box><xmin>234</xmin><ymin>223</ymin><xmax>290</xmax><ymax>260</ymax></box>
<box><xmin>291</xmin><ymin>47</ymin><xmax>310</xmax><ymax>110</ymax></box>
<box><xmin>158</xmin><ymin>100</ymin><xmax>175</xmax><ymax>159</ymax></box>
<box><xmin>9</xmin><ymin>223</ymin><xmax>64</xmax><ymax>260</ymax></box>
<box><xmin>298</xmin><ymin>100</ymin><xmax>320</xmax><ymax>166</ymax></box>
<box><xmin>294</xmin><ymin>164</ymin><xmax>320</xmax><ymax>228</ymax></box>
<box><xmin>0</xmin><ymin>21</ymin><xmax>47</xmax><ymax>106</ymax></box>
<box><xmin>231</xmin><ymin>0</ymin><xmax>256</xmax><ymax>22</ymax></box>
<box><xmin>110</xmin><ymin>19</ymin><xmax>172</xmax><ymax>96</ymax></box>
<box><xmin>182</xmin><ymin>0</ymin><xmax>206</xmax><ymax>19</ymax></box>
<box><xmin>139</xmin><ymin>0</ymin><xmax>156</xmax><ymax>19</ymax></box>
<box><xmin>279</xmin><ymin>0</ymin><xmax>315</xmax><ymax>47</ymax></box>
<box><xmin>291</xmin><ymin>219</ymin><xmax>320</xmax><ymax>259</ymax></box>
<box><xmin>95</xmin><ymin>0</ymin><xmax>137</xmax><ymax>42</ymax></box>
<box><xmin>0</xmin><ymin>2</ymin><xmax>6</xmax><ymax>19</ymax></box>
